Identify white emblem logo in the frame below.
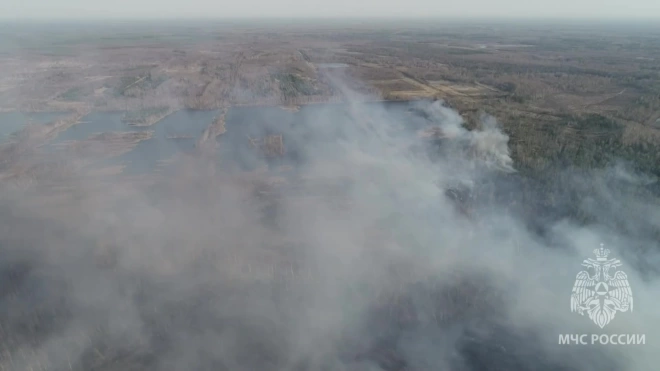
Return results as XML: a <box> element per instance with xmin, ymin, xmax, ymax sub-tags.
<box><xmin>570</xmin><ymin>244</ymin><xmax>633</xmax><ymax>328</ymax></box>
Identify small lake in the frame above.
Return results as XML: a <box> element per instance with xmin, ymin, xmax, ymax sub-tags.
<box><xmin>51</xmin><ymin>111</ymin><xmax>150</xmax><ymax>143</ymax></box>
<box><xmin>16</xmin><ymin>100</ymin><xmax>433</xmax><ymax>175</ymax></box>
<box><xmin>51</xmin><ymin>109</ymin><xmax>219</xmax><ymax>174</ymax></box>
<box><xmin>0</xmin><ymin>111</ymin><xmax>69</xmax><ymax>142</ymax></box>
<box><xmin>117</xmin><ymin>109</ymin><xmax>216</xmax><ymax>174</ymax></box>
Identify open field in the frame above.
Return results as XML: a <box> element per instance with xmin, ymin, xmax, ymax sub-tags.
<box><xmin>1</xmin><ymin>20</ymin><xmax>660</xmax><ymax>177</ymax></box>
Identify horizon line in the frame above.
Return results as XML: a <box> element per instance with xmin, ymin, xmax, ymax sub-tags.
<box><xmin>2</xmin><ymin>15</ymin><xmax>660</xmax><ymax>22</ymax></box>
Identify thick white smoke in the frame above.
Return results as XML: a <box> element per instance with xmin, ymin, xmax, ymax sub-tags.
<box><xmin>0</xmin><ymin>73</ymin><xmax>658</xmax><ymax>371</ymax></box>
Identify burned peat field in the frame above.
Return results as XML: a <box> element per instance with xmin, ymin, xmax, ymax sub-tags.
<box><xmin>0</xmin><ymin>19</ymin><xmax>660</xmax><ymax>371</ymax></box>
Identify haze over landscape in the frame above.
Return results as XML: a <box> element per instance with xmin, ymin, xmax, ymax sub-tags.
<box><xmin>3</xmin><ymin>0</ymin><xmax>660</xmax><ymax>19</ymax></box>
<box><xmin>0</xmin><ymin>4</ymin><xmax>660</xmax><ymax>371</ymax></box>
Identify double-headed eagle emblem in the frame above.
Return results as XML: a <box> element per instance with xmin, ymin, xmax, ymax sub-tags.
<box><xmin>570</xmin><ymin>244</ymin><xmax>633</xmax><ymax>328</ymax></box>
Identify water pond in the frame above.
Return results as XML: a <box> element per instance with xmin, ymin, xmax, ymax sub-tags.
<box><xmin>0</xmin><ymin>111</ymin><xmax>68</xmax><ymax>142</ymax></box>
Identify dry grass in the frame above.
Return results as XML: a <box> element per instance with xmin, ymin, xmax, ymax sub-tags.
<box><xmin>197</xmin><ymin>108</ymin><xmax>227</xmax><ymax>151</ymax></box>
<box><xmin>247</xmin><ymin>134</ymin><xmax>286</xmax><ymax>158</ymax></box>
<box><xmin>622</xmin><ymin>121</ymin><xmax>660</xmax><ymax>145</ymax></box>
<box><xmin>55</xmin><ymin>131</ymin><xmax>154</xmax><ymax>158</ymax></box>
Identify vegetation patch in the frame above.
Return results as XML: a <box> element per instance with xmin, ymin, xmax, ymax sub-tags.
<box><xmin>114</xmin><ymin>73</ymin><xmax>168</xmax><ymax>97</ymax></box>
<box><xmin>508</xmin><ymin>113</ymin><xmax>660</xmax><ymax>177</ymax></box>
<box><xmin>57</xmin><ymin>87</ymin><xmax>85</xmax><ymax>101</ymax></box>
<box><xmin>121</xmin><ymin>106</ymin><xmax>171</xmax><ymax>125</ymax></box>
<box><xmin>273</xmin><ymin>73</ymin><xmax>319</xmax><ymax>98</ymax></box>
<box><xmin>373</xmin><ymin>80</ymin><xmax>423</xmax><ymax>92</ymax></box>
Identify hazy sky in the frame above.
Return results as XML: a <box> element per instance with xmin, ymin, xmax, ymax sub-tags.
<box><xmin>2</xmin><ymin>0</ymin><xmax>660</xmax><ymax>19</ymax></box>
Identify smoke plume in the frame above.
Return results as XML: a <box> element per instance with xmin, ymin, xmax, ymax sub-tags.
<box><xmin>0</xmin><ymin>74</ymin><xmax>658</xmax><ymax>371</ymax></box>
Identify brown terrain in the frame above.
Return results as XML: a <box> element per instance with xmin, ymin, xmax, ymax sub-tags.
<box><xmin>1</xmin><ymin>20</ymin><xmax>659</xmax><ymax>178</ymax></box>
